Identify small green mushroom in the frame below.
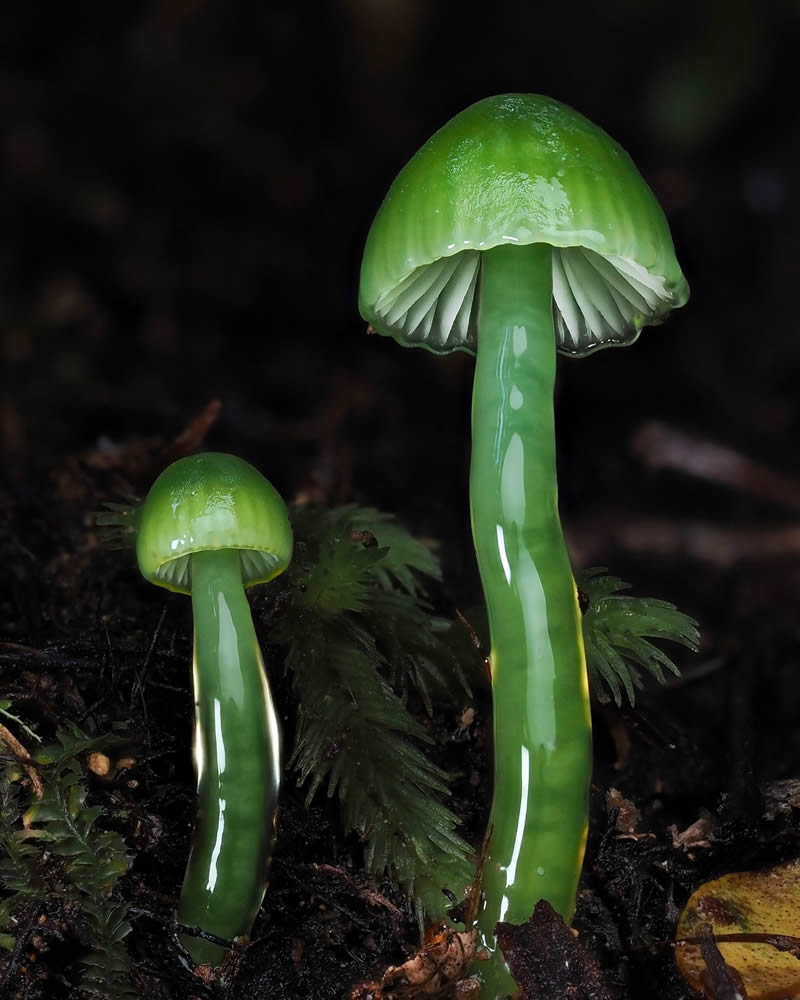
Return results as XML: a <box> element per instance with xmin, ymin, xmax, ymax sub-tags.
<box><xmin>359</xmin><ymin>94</ymin><xmax>688</xmax><ymax>997</ymax></box>
<box><xmin>136</xmin><ymin>452</ymin><xmax>292</xmax><ymax>965</ymax></box>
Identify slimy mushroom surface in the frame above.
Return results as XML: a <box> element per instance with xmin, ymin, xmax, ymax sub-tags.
<box><xmin>359</xmin><ymin>94</ymin><xmax>688</xmax><ymax>998</ymax></box>
<box><xmin>136</xmin><ymin>452</ymin><xmax>292</xmax><ymax>965</ymax></box>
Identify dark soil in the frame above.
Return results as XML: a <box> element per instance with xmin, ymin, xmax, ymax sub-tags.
<box><xmin>2</xmin><ymin>4</ymin><xmax>800</xmax><ymax>999</ymax></box>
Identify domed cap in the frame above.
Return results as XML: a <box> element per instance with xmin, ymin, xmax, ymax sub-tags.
<box><xmin>136</xmin><ymin>452</ymin><xmax>293</xmax><ymax>595</ymax></box>
<box><xmin>359</xmin><ymin>93</ymin><xmax>689</xmax><ymax>357</ymax></box>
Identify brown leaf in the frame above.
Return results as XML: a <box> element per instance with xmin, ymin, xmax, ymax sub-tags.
<box><xmin>349</xmin><ymin>923</ymin><xmax>478</xmax><ymax>999</ymax></box>
<box><xmin>605</xmin><ymin>787</ymin><xmax>642</xmax><ymax>835</ymax></box>
<box><xmin>669</xmin><ymin>813</ymin><xmax>715</xmax><ymax>851</ymax></box>
<box><xmin>496</xmin><ymin>900</ymin><xmax>618</xmax><ymax>1000</ymax></box>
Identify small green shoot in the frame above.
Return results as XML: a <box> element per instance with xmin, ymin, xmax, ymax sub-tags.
<box><xmin>578</xmin><ymin>567</ymin><xmax>700</xmax><ymax>706</ymax></box>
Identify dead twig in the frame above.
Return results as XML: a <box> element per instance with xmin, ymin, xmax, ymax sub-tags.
<box><xmin>311</xmin><ymin>863</ymin><xmax>405</xmax><ymax>922</ymax></box>
<box><xmin>161</xmin><ymin>398</ymin><xmax>223</xmax><ymax>465</ymax></box>
<box><xmin>567</xmin><ymin>514</ymin><xmax>800</xmax><ymax>568</ymax></box>
<box><xmin>0</xmin><ymin>723</ymin><xmax>43</xmax><ymax>799</ymax></box>
<box><xmin>693</xmin><ymin>923</ymin><xmax>749</xmax><ymax>1000</ymax></box>
<box><xmin>632</xmin><ymin>421</ymin><xmax>800</xmax><ymax>512</ymax></box>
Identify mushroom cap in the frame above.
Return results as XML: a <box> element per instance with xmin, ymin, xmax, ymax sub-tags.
<box><xmin>359</xmin><ymin>93</ymin><xmax>689</xmax><ymax>357</ymax></box>
<box><xmin>136</xmin><ymin>452</ymin><xmax>293</xmax><ymax>595</ymax></box>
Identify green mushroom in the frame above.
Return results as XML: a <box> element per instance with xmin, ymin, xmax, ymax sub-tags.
<box><xmin>359</xmin><ymin>94</ymin><xmax>688</xmax><ymax>997</ymax></box>
<box><xmin>136</xmin><ymin>452</ymin><xmax>292</xmax><ymax>965</ymax></box>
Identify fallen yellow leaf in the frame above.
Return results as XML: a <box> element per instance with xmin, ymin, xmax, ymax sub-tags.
<box><xmin>675</xmin><ymin>859</ymin><xmax>800</xmax><ymax>999</ymax></box>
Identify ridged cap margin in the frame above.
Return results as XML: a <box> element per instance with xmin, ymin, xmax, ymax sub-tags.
<box><xmin>136</xmin><ymin>452</ymin><xmax>293</xmax><ymax>595</ymax></box>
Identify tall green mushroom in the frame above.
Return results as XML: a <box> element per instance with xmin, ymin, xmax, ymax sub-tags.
<box><xmin>359</xmin><ymin>94</ymin><xmax>688</xmax><ymax>998</ymax></box>
<box><xmin>136</xmin><ymin>452</ymin><xmax>292</xmax><ymax>966</ymax></box>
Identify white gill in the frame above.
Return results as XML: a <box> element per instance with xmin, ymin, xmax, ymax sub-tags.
<box><xmin>374</xmin><ymin>246</ymin><xmax>675</xmax><ymax>356</ymax></box>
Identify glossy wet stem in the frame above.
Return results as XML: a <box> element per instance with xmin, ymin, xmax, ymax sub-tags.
<box><xmin>179</xmin><ymin>548</ymin><xmax>282</xmax><ymax>965</ymax></box>
<box><xmin>471</xmin><ymin>242</ymin><xmax>592</xmax><ymax>998</ymax></box>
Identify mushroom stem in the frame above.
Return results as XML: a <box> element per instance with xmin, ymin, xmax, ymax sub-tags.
<box><xmin>179</xmin><ymin>548</ymin><xmax>282</xmax><ymax>965</ymax></box>
<box><xmin>471</xmin><ymin>242</ymin><xmax>592</xmax><ymax>995</ymax></box>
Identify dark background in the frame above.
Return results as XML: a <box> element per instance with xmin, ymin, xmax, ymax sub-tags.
<box><xmin>3</xmin><ymin>2</ymin><xmax>800</xmax><ymax>998</ymax></box>
<box><xmin>4</xmin><ymin>1</ymin><xmax>799</xmax><ymax>518</ymax></box>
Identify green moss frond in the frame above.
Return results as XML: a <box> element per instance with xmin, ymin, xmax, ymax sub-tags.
<box><xmin>287</xmin><ymin>619</ymin><xmax>472</xmax><ymax>899</ymax></box>
<box><xmin>290</xmin><ymin>519</ymin><xmax>389</xmax><ymax>621</ymax></box>
<box><xmin>78</xmin><ymin>900</ymin><xmax>137</xmax><ymax>1000</ymax></box>
<box><xmin>275</xmin><ymin>505</ymin><xmax>474</xmax><ymax>912</ymax></box>
<box><xmin>0</xmin><ymin>776</ymin><xmax>40</xmax><ymax>897</ymax></box>
<box><xmin>577</xmin><ymin>567</ymin><xmax>700</xmax><ymax>707</ymax></box>
<box><xmin>0</xmin><ymin>722</ymin><xmax>136</xmax><ymax>999</ymax></box>
<box><xmin>361</xmin><ymin>589</ymin><xmax>470</xmax><ymax>713</ymax></box>
<box><xmin>345</xmin><ymin>505</ymin><xmax>442</xmax><ymax>594</ymax></box>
